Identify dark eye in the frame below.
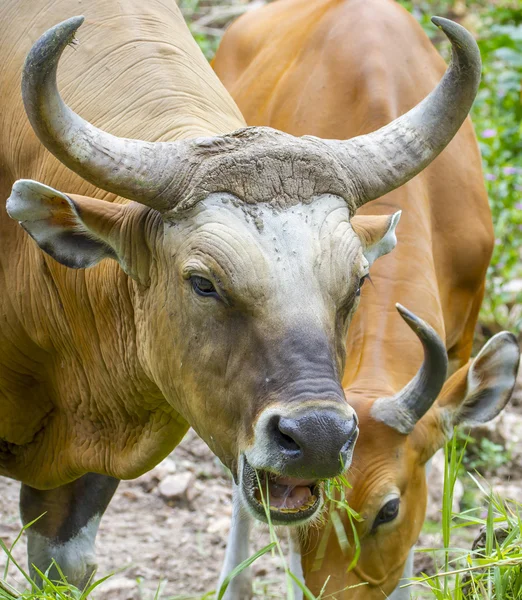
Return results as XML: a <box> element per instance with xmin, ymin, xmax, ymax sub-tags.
<box><xmin>372</xmin><ymin>497</ymin><xmax>400</xmax><ymax>530</ymax></box>
<box><xmin>191</xmin><ymin>276</ymin><xmax>218</xmax><ymax>298</ymax></box>
<box><xmin>356</xmin><ymin>274</ymin><xmax>369</xmax><ymax>297</ymax></box>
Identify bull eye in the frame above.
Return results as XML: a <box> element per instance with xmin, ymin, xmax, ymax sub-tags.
<box><xmin>372</xmin><ymin>497</ymin><xmax>400</xmax><ymax>530</ymax></box>
<box><xmin>191</xmin><ymin>275</ymin><xmax>219</xmax><ymax>299</ymax></box>
<box><xmin>356</xmin><ymin>274</ymin><xmax>369</xmax><ymax>297</ymax></box>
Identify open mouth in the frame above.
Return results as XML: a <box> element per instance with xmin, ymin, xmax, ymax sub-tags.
<box><xmin>240</xmin><ymin>457</ymin><xmax>322</xmax><ymax>524</ymax></box>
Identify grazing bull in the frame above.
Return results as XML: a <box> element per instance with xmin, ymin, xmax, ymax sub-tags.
<box><xmin>212</xmin><ymin>0</ymin><xmax>520</xmax><ymax>597</ymax></box>
<box><xmin>0</xmin><ymin>0</ymin><xmax>487</xmax><ymax>589</ymax></box>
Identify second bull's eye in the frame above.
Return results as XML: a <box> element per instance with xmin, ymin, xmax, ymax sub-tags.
<box><xmin>356</xmin><ymin>275</ymin><xmax>369</xmax><ymax>297</ymax></box>
<box><xmin>191</xmin><ymin>275</ymin><xmax>218</xmax><ymax>298</ymax></box>
<box><xmin>373</xmin><ymin>497</ymin><xmax>400</xmax><ymax>530</ymax></box>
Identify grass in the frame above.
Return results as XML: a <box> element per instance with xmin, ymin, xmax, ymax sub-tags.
<box><xmin>408</xmin><ymin>435</ymin><xmax>522</xmax><ymax>599</ymax></box>
<box><xmin>2</xmin><ymin>436</ymin><xmax>521</xmax><ymax>599</ymax></box>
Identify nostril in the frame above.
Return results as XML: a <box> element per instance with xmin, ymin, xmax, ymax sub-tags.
<box><xmin>340</xmin><ymin>418</ymin><xmax>358</xmax><ymax>455</ymax></box>
<box><xmin>274</xmin><ymin>417</ymin><xmax>301</xmax><ymax>454</ymax></box>
<box><xmin>278</xmin><ymin>431</ymin><xmax>300</xmax><ymax>452</ymax></box>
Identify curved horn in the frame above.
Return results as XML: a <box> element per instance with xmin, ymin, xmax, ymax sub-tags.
<box><xmin>22</xmin><ymin>16</ymin><xmax>194</xmax><ymax>211</ymax></box>
<box><xmin>324</xmin><ymin>17</ymin><xmax>481</xmax><ymax>207</ymax></box>
<box><xmin>371</xmin><ymin>304</ymin><xmax>448</xmax><ymax>434</ymax></box>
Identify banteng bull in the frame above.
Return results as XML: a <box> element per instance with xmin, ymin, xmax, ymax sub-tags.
<box><xmin>212</xmin><ymin>0</ymin><xmax>520</xmax><ymax>597</ymax></box>
<box><xmin>0</xmin><ymin>0</ymin><xmax>494</xmax><ymax>590</ymax></box>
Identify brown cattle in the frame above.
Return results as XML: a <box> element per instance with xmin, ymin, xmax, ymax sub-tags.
<box><xmin>213</xmin><ymin>0</ymin><xmax>519</xmax><ymax>597</ymax></box>
<box><xmin>0</xmin><ymin>0</ymin><xmax>483</xmax><ymax>587</ymax></box>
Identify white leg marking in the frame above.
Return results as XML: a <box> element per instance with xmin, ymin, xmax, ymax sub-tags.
<box><xmin>386</xmin><ymin>547</ymin><xmax>414</xmax><ymax>599</ymax></box>
<box><xmin>217</xmin><ymin>483</ymin><xmax>252</xmax><ymax>600</ymax></box>
<box><xmin>26</xmin><ymin>515</ymin><xmax>101</xmax><ymax>587</ymax></box>
<box><xmin>288</xmin><ymin>530</ymin><xmax>304</xmax><ymax>600</ymax></box>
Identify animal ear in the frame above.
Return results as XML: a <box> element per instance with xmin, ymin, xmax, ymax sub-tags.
<box><xmin>444</xmin><ymin>332</ymin><xmax>520</xmax><ymax>427</ymax></box>
<box><xmin>7</xmin><ymin>179</ymin><xmax>155</xmax><ymax>283</ymax></box>
<box><xmin>435</xmin><ymin>332</ymin><xmax>520</xmax><ymax>430</ymax></box>
<box><xmin>415</xmin><ymin>332</ymin><xmax>519</xmax><ymax>462</ymax></box>
<box><xmin>351</xmin><ymin>211</ymin><xmax>401</xmax><ymax>266</ymax></box>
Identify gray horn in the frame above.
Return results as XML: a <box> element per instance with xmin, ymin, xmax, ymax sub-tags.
<box><xmin>22</xmin><ymin>16</ymin><xmax>196</xmax><ymax>212</ymax></box>
<box><xmin>371</xmin><ymin>304</ymin><xmax>448</xmax><ymax>434</ymax></box>
<box><xmin>324</xmin><ymin>17</ymin><xmax>482</xmax><ymax>207</ymax></box>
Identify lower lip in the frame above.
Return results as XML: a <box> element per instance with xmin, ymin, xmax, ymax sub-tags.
<box><xmin>240</xmin><ymin>458</ymin><xmax>322</xmax><ymax>524</ymax></box>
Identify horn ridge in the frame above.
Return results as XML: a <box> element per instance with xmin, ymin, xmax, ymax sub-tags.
<box><xmin>22</xmin><ymin>17</ymin><xmax>192</xmax><ymax>211</ymax></box>
<box><xmin>325</xmin><ymin>17</ymin><xmax>482</xmax><ymax>207</ymax></box>
<box><xmin>370</xmin><ymin>304</ymin><xmax>449</xmax><ymax>434</ymax></box>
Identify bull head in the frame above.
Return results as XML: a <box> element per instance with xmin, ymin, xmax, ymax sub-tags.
<box><xmin>7</xmin><ymin>15</ymin><xmax>480</xmax><ymax>525</ymax></box>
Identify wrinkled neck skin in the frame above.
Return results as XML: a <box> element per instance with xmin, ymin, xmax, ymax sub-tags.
<box><xmin>0</xmin><ymin>206</ymin><xmax>191</xmax><ymax>487</ymax></box>
<box><xmin>140</xmin><ymin>193</ymin><xmax>365</xmax><ymax>473</ymax></box>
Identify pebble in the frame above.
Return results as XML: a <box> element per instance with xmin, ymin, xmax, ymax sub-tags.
<box><xmin>97</xmin><ymin>577</ymin><xmax>140</xmax><ymax>600</ymax></box>
<box><xmin>135</xmin><ymin>457</ymin><xmax>177</xmax><ymax>492</ymax></box>
<box><xmin>158</xmin><ymin>472</ymin><xmax>195</xmax><ymax>502</ymax></box>
<box><xmin>207</xmin><ymin>516</ymin><xmax>230</xmax><ymax>535</ymax></box>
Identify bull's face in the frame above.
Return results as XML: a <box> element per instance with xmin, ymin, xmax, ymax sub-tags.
<box><xmin>8</xmin><ymin>181</ymin><xmax>399</xmax><ymax>524</ymax></box>
<box><xmin>301</xmin><ymin>409</ymin><xmax>426</xmax><ymax>598</ymax></box>
<box><xmin>301</xmin><ymin>332</ymin><xmax>519</xmax><ymax>597</ymax></box>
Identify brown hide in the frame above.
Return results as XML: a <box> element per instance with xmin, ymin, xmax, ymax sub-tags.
<box><xmin>0</xmin><ymin>0</ymin><xmax>244</xmax><ymax>487</ymax></box>
<box><xmin>213</xmin><ymin>0</ymin><xmax>493</xmax><ymax>595</ymax></box>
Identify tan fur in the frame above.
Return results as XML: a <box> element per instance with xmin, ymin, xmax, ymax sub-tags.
<box><xmin>0</xmin><ymin>0</ymin><xmax>245</xmax><ymax>487</ymax></box>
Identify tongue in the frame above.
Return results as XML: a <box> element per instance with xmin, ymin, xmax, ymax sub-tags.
<box><xmin>258</xmin><ymin>476</ymin><xmax>316</xmax><ymax>510</ymax></box>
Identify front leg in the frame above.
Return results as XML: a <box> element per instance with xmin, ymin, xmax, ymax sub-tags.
<box><xmin>217</xmin><ymin>481</ymin><xmax>252</xmax><ymax>600</ymax></box>
<box><xmin>217</xmin><ymin>483</ymin><xmax>305</xmax><ymax>600</ymax></box>
<box><xmin>288</xmin><ymin>531</ymin><xmax>304</xmax><ymax>600</ymax></box>
<box><xmin>20</xmin><ymin>473</ymin><xmax>119</xmax><ymax>588</ymax></box>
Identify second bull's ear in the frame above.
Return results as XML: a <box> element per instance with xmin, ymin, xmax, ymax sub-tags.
<box><xmin>416</xmin><ymin>332</ymin><xmax>520</xmax><ymax>462</ymax></box>
<box><xmin>351</xmin><ymin>211</ymin><xmax>401</xmax><ymax>266</ymax></box>
<box><xmin>7</xmin><ymin>179</ymin><xmax>156</xmax><ymax>284</ymax></box>
<box><xmin>446</xmin><ymin>332</ymin><xmax>520</xmax><ymax>427</ymax></box>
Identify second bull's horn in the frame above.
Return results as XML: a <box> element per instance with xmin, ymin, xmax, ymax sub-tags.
<box><xmin>371</xmin><ymin>304</ymin><xmax>449</xmax><ymax>434</ymax></box>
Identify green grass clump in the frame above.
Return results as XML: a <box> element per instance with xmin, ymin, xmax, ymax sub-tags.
<box><xmin>407</xmin><ymin>433</ymin><xmax>522</xmax><ymax>600</ymax></box>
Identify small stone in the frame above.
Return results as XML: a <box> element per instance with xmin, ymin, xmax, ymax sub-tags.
<box><xmin>98</xmin><ymin>576</ymin><xmax>140</xmax><ymax>600</ymax></box>
<box><xmin>207</xmin><ymin>516</ymin><xmax>230</xmax><ymax>536</ymax></box>
<box><xmin>122</xmin><ymin>490</ymin><xmax>139</xmax><ymax>501</ymax></box>
<box><xmin>158</xmin><ymin>472</ymin><xmax>195</xmax><ymax>502</ymax></box>
<box><xmin>492</xmin><ymin>482</ymin><xmax>520</xmax><ymax>501</ymax></box>
<box><xmin>135</xmin><ymin>457</ymin><xmax>177</xmax><ymax>492</ymax></box>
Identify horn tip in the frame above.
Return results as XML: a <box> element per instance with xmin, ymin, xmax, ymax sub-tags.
<box><xmin>395</xmin><ymin>302</ymin><xmax>412</xmax><ymax>318</ymax></box>
<box><xmin>430</xmin><ymin>16</ymin><xmax>480</xmax><ymax>65</ymax></box>
<box><xmin>430</xmin><ymin>16</ymin><xmax>457</xmax><ymax>32</ymax></box>
<box><xmin>23</xmin><ymin>15</ymin><xmax>86</xmax><ymax>99</ymax></box>
<box><xmin>395</xmin><ymin>303</ymin><xmax>423</xmax><ymax>331</ymax></box>
<box><xmin>55</xmin><ymin>15</ymin><xmax>86</xmax><ymax>38</ymax></box>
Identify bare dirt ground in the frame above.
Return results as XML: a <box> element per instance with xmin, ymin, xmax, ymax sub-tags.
<box><xmin>0</xmin><ymin>430</ymin><xmax>288</xmax><ymax>600</ymax></box>
<box><xmin>1</xmin><ymin>386</ymin><xmax>522</xmax><ymax>600</ymax></box>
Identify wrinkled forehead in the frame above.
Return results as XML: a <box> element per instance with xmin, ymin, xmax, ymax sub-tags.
<box><xmin>176</xmin><ymin>192</ymin><xmax>355</xmax><ymax>254</ymax></box>
<box><xmin>174</xmin><ymin>128</ymin><xmax>360</xmax><ymax>213</ymax></box>
<box><xmin>167</xmin><ymin>192</ymin><xmax>362</xmax><ymax>299</ymax></box>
